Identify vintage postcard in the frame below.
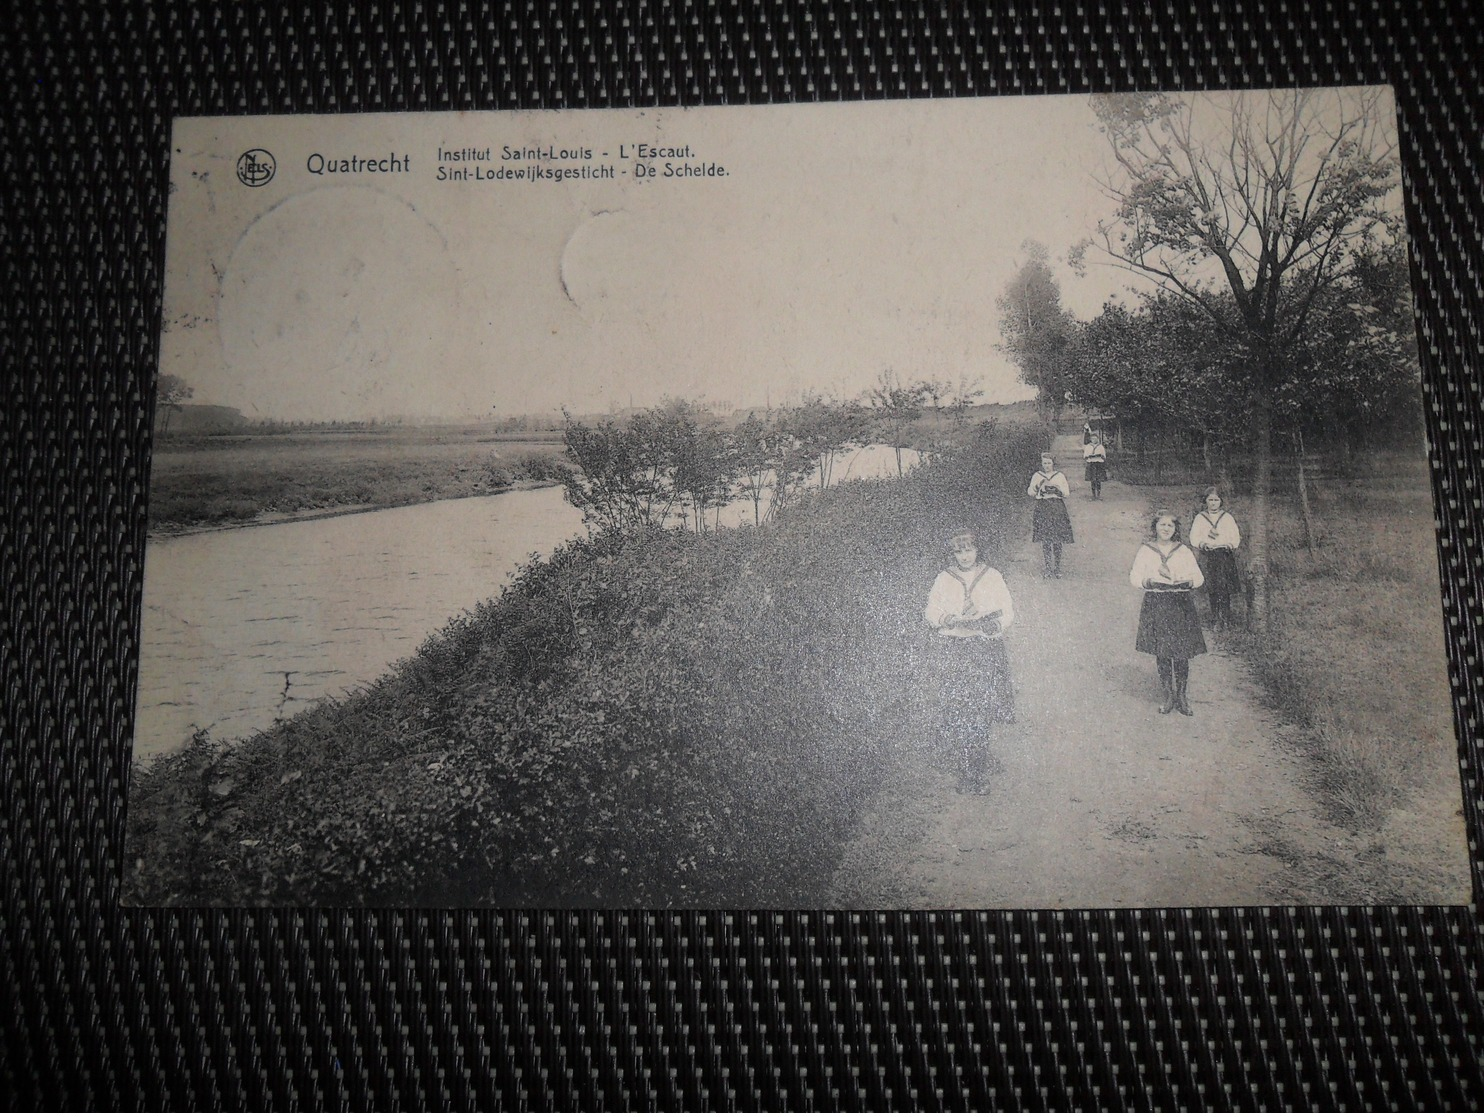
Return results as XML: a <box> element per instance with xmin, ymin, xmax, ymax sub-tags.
<box><xmin>124</xmin><ymin>91</ymin><xmax>1472</xmax><ymax>908</ymax></box>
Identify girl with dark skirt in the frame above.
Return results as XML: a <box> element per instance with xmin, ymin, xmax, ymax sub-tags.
<box><xmin>1188</xmin><ymin>487</ymin><xmax>1242</xmax><ymax>631</ymax></box>
<box><xmin>1027</xmin><ymin>452</ymin><xmax>1073</xmax><ymax>578</ymax></box>
<box><xmin>924</xmin><ymin>528</ymin><xmax>1017</xmax><ymax>795</ymax></box>
<box><xmin>1083</xmin><ymin>431</ymin><xmax>1109</xmax><ymax>500</ymax></box>
<box><xmin>1129</xmin><ymin>510</ymin><xmax>1207</xmax><ymax>715</ymax></box>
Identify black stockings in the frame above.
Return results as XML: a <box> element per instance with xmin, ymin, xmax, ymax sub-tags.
<box><xmin>1156</xmin><ymin>657</ymin><xmax>1192</xmax><ymax>715</ymax></box>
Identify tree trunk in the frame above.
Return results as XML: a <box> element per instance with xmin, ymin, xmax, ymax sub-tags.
<box><xmin>1247</xmin><ymin>401</ymin><xmax>1273</xmax><ymax>634</ymax></box>
<box><xmin>1295</xmin><ymin>430</ymin><xmax>1318</xmax><ymax>561</ymax></box>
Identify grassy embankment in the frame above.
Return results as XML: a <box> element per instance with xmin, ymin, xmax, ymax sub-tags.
<box><xmin>147</xmin><ymin>428</ymin><xmax>565</xmax><ymax>533</ymax></box>
<box><xmin>1141</xmin><ymin>451</ymin><xmax>1458</xmax><ymax>826</ymax></box>
<box><xmin>125</xmin><ymin>421</ymin><xmax>1044</xmax><ymax>906</ymax></box>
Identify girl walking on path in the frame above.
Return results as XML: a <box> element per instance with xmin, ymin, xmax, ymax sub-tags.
<box><xmin>1188</xmin><ymin>487</ymin><xmax>1242</xmax><ymax>631</ymax></box>
<box><xmin>1028</xmin><ymin>452</ymin><xmax>1074</xmax><ymax>578</ymax></box>
<box><xmin>1130</xmin><ymin>510</ymin><xmax>1207</xmax><ymax>716</ymax></box>
<box><xmin>1083</xmin><ymin>432</ymin><xmax>1109</xmax><ymax>500</ymax></box>
<box><xmin>924</xmin><ymin>528</ymin><xmax>1017</xmax><ymax>795</ymax></box>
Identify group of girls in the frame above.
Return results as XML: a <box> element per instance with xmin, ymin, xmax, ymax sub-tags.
<box><xmin>923</xmin><ymin>446</ymin><xmax>1242</xmax><ymax>793</ymax></box>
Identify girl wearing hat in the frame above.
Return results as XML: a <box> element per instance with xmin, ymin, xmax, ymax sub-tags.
<box><xmin>1129</xmin><ymin>509</ymin><xmax>1206</xmax><ymax>715</ymax></box>
<box><xmin>1027</xmin><ymin>452</ymin><xmax>1074</xmax><ymax>577</ymax></box>
<box><xmin>924</xmin><ymin>528</ymin><xmax>1017</xmax><ymax>795</ymax></box>
<box><xmin>1188</xmin><ymin>487</ymin><xmax>1242</xmax><ymax>631</ymax></box>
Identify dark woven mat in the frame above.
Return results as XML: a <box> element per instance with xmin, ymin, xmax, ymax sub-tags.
<box><xmin>4</xmin><ymin>2</ymin><xmax>1481</xmax><ymax>1108</ymax></box>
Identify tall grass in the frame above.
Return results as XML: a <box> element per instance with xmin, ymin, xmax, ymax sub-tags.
<box><xmin>1245</xmin><ymin>465</ymin><xmax>1455</xmax><ymax>825</ymax></box>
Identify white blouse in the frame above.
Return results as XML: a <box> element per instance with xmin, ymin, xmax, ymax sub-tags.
<box><xmin>1082</xmin><ymin>441</ymin><xmax>1107</xmax><ymax>463</ymax></box>
<box><xmin>1027</xmin><ymin>470</ymin><xmax>1070</xmax><ymax>499</ymax></box>
<box><xmin>925</xmin><ymin>565</ymin><xmax>1016</xmax><ymax>638</ymax></box>
<box><xmin>1128</xmin><ymin>541</ymin><xmax>1205</xmax><ymax>591</ymax></box>
<box><xmin>1189</xmin><ymin>509</ymin><xmax>1241</xmax><ymax>551</ymax></box>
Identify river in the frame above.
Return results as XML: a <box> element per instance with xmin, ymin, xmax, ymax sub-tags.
<box><xmin>133</xmin><ymin>446</ymin><xmax>917</xmax><ymax>760</ymax></box>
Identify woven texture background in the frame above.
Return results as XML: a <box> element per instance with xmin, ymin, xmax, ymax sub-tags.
<box><xmin>3</xmin><ymin>0</ymin><xmax>1481</xmax><ymax>1108</ymax></box>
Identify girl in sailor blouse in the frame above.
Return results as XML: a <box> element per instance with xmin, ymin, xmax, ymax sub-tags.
<box><xmin>1188</xmin><ymin>487</ymin><xmax>1242</xmax><ymax>630</ymax></box>
<box><xmin>924</xmin><ymin>528</ymin><xmax>1017</xmax><ymax>795</ymax></box>
<box><xmin>1027</xmin><ymin>453</ymin><xmax>1073</xmax><ymax>578</ymax></box>
<box><xmin>1129</xmin><ymin>510</ymin><xmax>1207</xmax><ymax>716</ymax></box>
<box><xmin>1082</xmin><ymin>432</ymin><xmax>1108</xmax><ymax>500</ymax></box>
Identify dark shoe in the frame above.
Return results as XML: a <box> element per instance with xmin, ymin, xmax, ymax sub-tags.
<box><xmin>1158</xmin><ymin>687</ymin><xmax>1175</xmax><ymax>715</ymax></box>
<box><xmin>1175</xmin><ymin>684</ymin><xmax>1193</xmax><ymax>716</ymax></box>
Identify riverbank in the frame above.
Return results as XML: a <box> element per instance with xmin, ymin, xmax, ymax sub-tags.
<box><xmin>147</xmin><ymin>427</ymin><xmax>565</xmax><ymax>533</ymax></box>
<box><xmin>124</xmin><ymin>422</ymin><xmax>1044</xmax><ymax>905</ymax></box>
<box><xmin>148</xmin><ymin>478</ymin><xmax>562</xmax><ymax>539</ymax></box>
<box><xmin>125</xmin><ymin>423</ymin><xmax>1468</xmax><ymax>907</ymax></box>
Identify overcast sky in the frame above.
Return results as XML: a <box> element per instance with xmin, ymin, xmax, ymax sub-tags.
<box><xmin>159</xmin><ymin>91</ymin><xmax>1395</xmax><ymax>421</ymax></box>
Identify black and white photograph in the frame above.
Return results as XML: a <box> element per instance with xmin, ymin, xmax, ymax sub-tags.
<box><xmin>123</xmin><ymin>89</ymin><xmax>1471</xmax><ymax>908</ymax></box>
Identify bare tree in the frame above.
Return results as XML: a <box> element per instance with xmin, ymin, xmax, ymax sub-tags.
<box><xmin>866</xmin><ymin>371</ymin><xmax>929</xmax><ymax>477</ymax></box>
<box><xmin>1080</xmin><ymin>88</ymin><xmax>1401</xmax><ymax>630</ymax></box>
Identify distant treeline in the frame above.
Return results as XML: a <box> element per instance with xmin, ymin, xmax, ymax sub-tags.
<box><xmin>555</xmin><ymin>381</ymin><xmax>1030</xmax><ymax>535</ymax></box>
<box><xmin>156</xmin><ymin>407</ymin><xmax>566</xmax><ymax>437</ymax></box>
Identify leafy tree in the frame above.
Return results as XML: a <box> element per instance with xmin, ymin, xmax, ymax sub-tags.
<box><xmin>156</xmin><ymin>374</ymin><xmax>194</xmax><ymax>435</ymax></box>
<box><xmin>671</xmin><ymin>414</ymin><xmax>736</xmax><ymax>534</ymax></box>
<box><xmin>1082</xmin><ymin>88</ymin><xmax>1402</xmax><ymax>629</ymax></box>
<box><xmin>997</xmin><ymin>241</ymin><xmax>1077</xmax><ymax>426</ymax></box>
<box><xmin>731</xmin><ymin>412</ymin><xmax>773</xmax><ymax>527</ymax></box>
<box><xmin>786</xmin><ymin>394</ymin><xmax>867</xmax><ymax>491</ymax></box>
<box><xmin>556</xmin><ymin>407</ymin><xmax>681</xmax><ymax>532</ymax></box>
<box><xmin>1277</xmin><ymin>241</ymin><xmax>1421</xmax><ymax>448</ymax></box>
<box><xmin>731</xmin><ymin>412</ymin><xmax>816</xmax><ymax>526</ymax></box>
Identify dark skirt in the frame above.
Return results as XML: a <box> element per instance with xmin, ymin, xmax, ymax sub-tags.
<box><xmin>1135</xmin><ymin>591</ymin><xmax>1208</xmax><ymax>658</ymax></box>
<box><xmin>934</xmin><ymin>636</ymin><xmax>1016</xmax><ymax>739</ymax></box>
<box><xmin>1198</xmin><ymin>547</ymin><xmax>1241</xmax><ymax>598</ymax></box>
<box><xmin>1084</xmin><ymin>460</ymin><xmax>1107</xmax><ymax>484</ymax></box>
<box><xmin>1031</xmin><ymin>499</ymin><xmax>1074</xmax><ymax>543</ymax></box>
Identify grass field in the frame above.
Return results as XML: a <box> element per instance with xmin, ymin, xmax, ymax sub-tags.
<box><xmin>147</xmin><ymin>427</ymin><xmax>566</xmax><ymax>533</ymax></box>
<box><xmin>1248</xmin><ymin>456</ymin><xmax>1458</xmax><ymax>825</ymax></box>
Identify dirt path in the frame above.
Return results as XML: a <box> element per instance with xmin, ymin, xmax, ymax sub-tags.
<box><xmin>833</xmin><ymin>432</ymin><xmax>1418</xmax><ymax>908</ymax></box>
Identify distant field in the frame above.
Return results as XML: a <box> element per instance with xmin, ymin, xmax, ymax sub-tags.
<box><xmin>148</xmin><ymin>427</ymin><xmax>567</xmax><ymax>533</ymax></box>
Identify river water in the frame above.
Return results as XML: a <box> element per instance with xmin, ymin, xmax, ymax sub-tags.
<box><xmin>133</xmin><ymin>446</ymin><xmax>916</xmax><ymax>761</ymax></box>
<box><xmin>134</xmin><ymin>487</ymin><xmax>583</xmax><ymax>760</ymax></box>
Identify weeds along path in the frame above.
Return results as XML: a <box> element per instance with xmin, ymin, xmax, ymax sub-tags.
<box><xmin>833</xmin><ymin>432</ymin><xmax>1388</xmax><ymax>908</ymax></box>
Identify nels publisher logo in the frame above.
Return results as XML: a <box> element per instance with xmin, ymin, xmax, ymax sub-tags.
<box><xmin>236</xmin><ymin>149</ymin><xmax>276</xmax><ymax>187</ymax></box>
